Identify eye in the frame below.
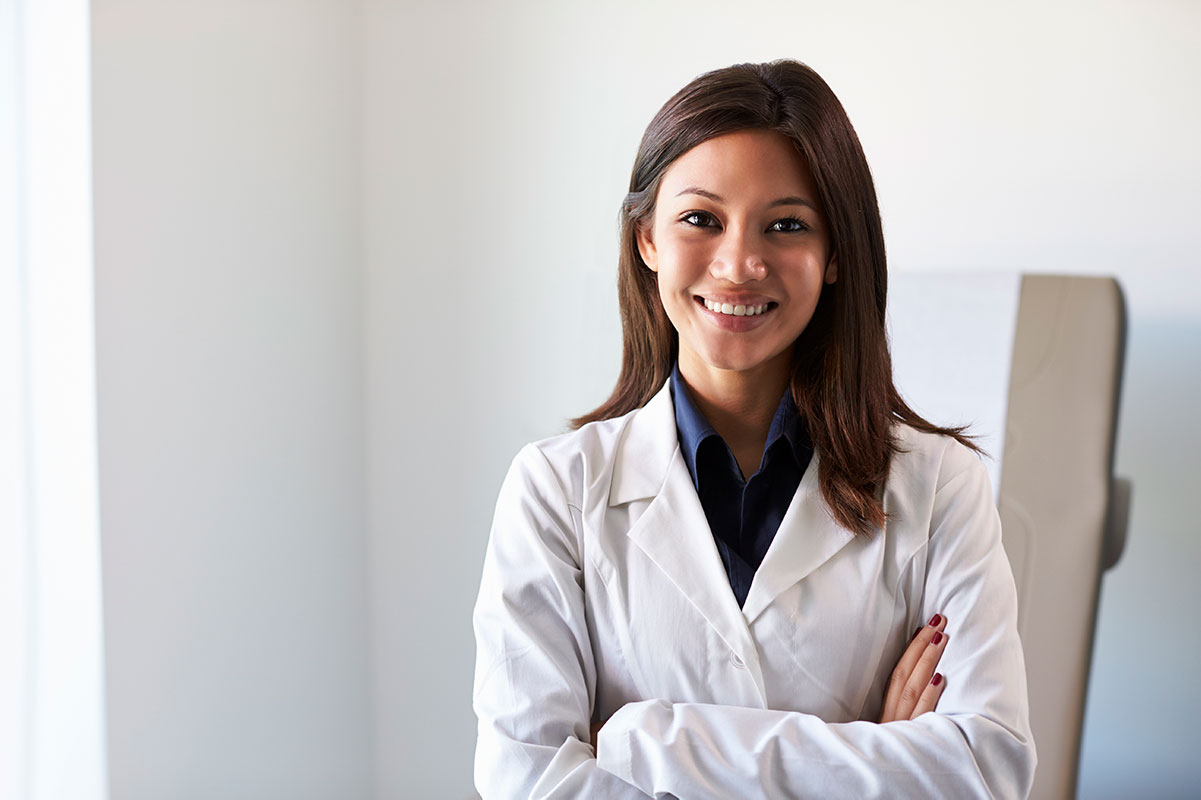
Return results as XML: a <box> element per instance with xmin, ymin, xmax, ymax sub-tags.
<box><xmin>769</xmin><ymin>216</ymin><xmax>810</xmax><ymax>233</ymax></box>
<box><xmin>680</xmin><ymin>210</ymin><xmax>719</xmax><ymax>229</ymax></box>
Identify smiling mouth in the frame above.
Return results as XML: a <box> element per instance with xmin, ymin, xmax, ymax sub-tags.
<box><xmin>695</xmin><ymin>296</ymin><xmax>777</xmax><ymax>317</ymax></box>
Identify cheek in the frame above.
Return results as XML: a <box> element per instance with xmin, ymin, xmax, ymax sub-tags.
<box><xmin>785</xmin><ymin>284</ymin><xmax>825</xmax><ymax>331</ymax></box>
<box><xmin>673</xmin><ymin>236</ymin><xmax>716</xmax><ymax>260</ymax></box>
<box><xmin>657</xmin><ymin>240</ymin><xmax>713</xmax><ymax>287</ymax></box>
<box><xmin>656</xmin><ymin>278</ymin><xmax>690</xmax><ymax>320</ymax></box>
<box><xmin>654</xmin><ymin>272</ymin><xmax>695</xmax><ymax>331</ymax></box>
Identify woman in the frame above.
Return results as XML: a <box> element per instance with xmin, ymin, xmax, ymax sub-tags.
<box><xmin>473</xmin><ymin>60</ymin><xmax>1035</xmax><ymax>798</ymax></box>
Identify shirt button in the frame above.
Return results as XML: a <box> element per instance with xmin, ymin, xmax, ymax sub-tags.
<box><xmin>730</xmin><ymin>651</ymin><xmax>746</xmax><ymax>669</ymax></box>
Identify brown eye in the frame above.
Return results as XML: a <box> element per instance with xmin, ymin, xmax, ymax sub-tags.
<box><xmin>769</xmin><ymin>217</ymin><xmax>809</xmax><ymax>233</ymax></box>
<box><xmin>681</xmin><ymin>211</ymin><xmax>718</xmax><ymax>228</ymax></box>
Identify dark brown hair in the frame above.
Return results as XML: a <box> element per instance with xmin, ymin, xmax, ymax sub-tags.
<box><xmin>572</xmin><ymin>59</ymin><xmax>977</xmax><ymax>535</ymax></box>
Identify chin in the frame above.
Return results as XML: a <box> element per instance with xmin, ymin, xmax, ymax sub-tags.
<box><xmin>694</xmin><ymin>345</ymin><xmax>787</xmax><ymax>375</ymax></box>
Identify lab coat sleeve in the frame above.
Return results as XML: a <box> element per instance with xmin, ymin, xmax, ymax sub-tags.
<box><xmin>595</xmin><ymin>443</ymin><xmax>1036</xmax><ymax>799</ymax></box>
<box><xmin>473</xmin><ymin>444</ymin><xmax>652</xmax><ymax>799</ymax></box>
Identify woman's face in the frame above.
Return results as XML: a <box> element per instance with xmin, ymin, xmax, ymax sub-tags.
<box><xmin>636</xmin><ymin>128</ymin><xmax>836</xmax><ymax>387</ymax></box>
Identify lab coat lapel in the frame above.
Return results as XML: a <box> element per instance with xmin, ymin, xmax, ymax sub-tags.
<box><xmin>611</xmin><ymin>383</ymin><xmax>764</xmax><ymax>699</ymax></box>
<box><xmin>741</xmin><ymin>451</ymin><xmax>856</xmax><ymax>623</ymax></box>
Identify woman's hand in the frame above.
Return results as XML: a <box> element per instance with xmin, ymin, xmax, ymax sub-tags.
<box><xmin>879</xmin><ymin>613</ymin><xmax>950</xmax><ymax>723</ymax></box>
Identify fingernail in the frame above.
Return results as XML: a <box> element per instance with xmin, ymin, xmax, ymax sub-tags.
<box><xmin>932</xmin><ymin>672</ymin><xmax>943</xmax><ymax>686</ymax></box>
<box><xmin>929</xmin><ymin>613</ymin><xmax>942</xmax><ymax>627</ymax></box>
<box><xmin>931</xmin><ymin>631</ymin><xmax>943</xmax><ymax>645</ymax></box>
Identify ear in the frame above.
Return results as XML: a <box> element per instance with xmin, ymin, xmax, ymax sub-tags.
<box><xmin>824</xmin><ymin>253</ymin><xmax>838</xmax><ymax>285</ymax></box>
<box><xmin>635</xmin><ymin>221</ymin><xmax>658</xmax><ymax>272</ymax></box>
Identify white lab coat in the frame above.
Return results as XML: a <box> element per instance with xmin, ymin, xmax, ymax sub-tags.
<box><xmin>472</xmin><ymin>381</ymin><xmax>1036</xmax><ymax>799</ymax></box>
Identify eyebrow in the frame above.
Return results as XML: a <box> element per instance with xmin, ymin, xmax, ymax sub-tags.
<box><xmin>674</xmin><ymin>186</ymin><xmax>816</xmax><ymax>210</ymax></box>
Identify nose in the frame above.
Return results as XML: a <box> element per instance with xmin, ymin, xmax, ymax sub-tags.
<box><xmin>709</xmin><ymin>224</ymin><xmax>767</xmax><ymax>283</ymax></box>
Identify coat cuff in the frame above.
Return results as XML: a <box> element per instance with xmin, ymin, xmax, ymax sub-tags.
<box><xmin>595</xmin><ymin>699</ymin><xmax>669</xmax><ymax>789</ymax></box>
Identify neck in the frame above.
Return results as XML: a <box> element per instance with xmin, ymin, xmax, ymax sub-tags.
<box><xmin>677</xmin><ymin>349</ymin><xmax>791</xmax><ymax>470</ymax></box>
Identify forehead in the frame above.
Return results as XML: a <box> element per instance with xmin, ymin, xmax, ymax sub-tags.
<box><xmin>657</xmin><ymin>129</ymin><xmax>818</xmax><ymax>202</ymax></box>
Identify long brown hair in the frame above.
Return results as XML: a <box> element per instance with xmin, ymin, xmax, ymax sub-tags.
<box><xmin>572</xmin><ymin>59</ymin><xmax>977</xmax><ymax>535</ymax></box>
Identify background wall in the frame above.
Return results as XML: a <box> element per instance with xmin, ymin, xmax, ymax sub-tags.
<box><xmin>92</xmin><ymin>0</ymin><xmax>1200</xmax><ymax>797</ymax></box>
<box><xmin>92</xmin><ymin>1</ymin><xmax>372</xmax><ymax>798</ymax></box>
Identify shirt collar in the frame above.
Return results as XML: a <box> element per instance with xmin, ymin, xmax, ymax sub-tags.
<box><xmin>669</xmin><ymin>362</ymin><xmax>809</xmax><ymax>487</ymax></box>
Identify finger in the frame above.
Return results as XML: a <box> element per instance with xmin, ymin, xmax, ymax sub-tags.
<box><xmin>589</xmin><ymin>719</ymin><xmax>604</xmax><ymax>749</ymax></box>
<box><xmin>895</xmin><ymin>630</ymin><xmax>950</xmax><ymax>720</ymax></box>
<box><xmin>881</xmin><ymin>614</ymin><xmax>945</xmax><ymax>722</ymax></box>
<box><xmin>881</xmin><ymin>614</ymin><xmax>947</xmax><ymax>722</ymax></box>
<box><xmin>911</xmin><ymin>671</ymin><xmax>947</xmax><ymax>718</ymax></box>
<box><xmin>881</xmin><ymin>637</ymin><xmax>924</xmax><ymax>722</ymax></box>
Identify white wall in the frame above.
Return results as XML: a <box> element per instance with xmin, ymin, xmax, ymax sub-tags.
<box><xmin>4</xmin><ymin>0</ymin><xmax>108</xmax><ymax>797</ymax></box>
<box><xmin>92</xmin><ymin>2</ymin><xmax>372</xmax><ymax>798</ymax></box>
<box><xmin>365</xmin><ymin>1</ymin><xmax>1200</xmax><ymax>796</ymax></box>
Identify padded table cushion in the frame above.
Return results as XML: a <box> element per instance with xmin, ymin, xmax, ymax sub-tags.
<box><xmin>999</xmin><ymin>275</ymin><xmax>1126</xmax><ymax>800</ymax></box>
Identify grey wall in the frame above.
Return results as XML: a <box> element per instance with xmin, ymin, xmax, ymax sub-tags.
<box><xmin>92</xmin><ymin>2</ymin><xmax>372</xmax><ymax>798</ymax></box>
<box><xmin>1082</xmin><ymin>314</ymin><xmax>1201</xmax><ymax>799</ymax></box>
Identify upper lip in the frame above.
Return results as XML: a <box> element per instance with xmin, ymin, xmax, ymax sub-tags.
<box><xmin>695</xmin><ymin>293</ymin><xmax>775</xmax><ymax>306</ymax></box>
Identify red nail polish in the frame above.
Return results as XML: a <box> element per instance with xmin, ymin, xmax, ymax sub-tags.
<box><xmin>931</xmin><ymin>631</ymin><xmax>943</xmax><ymax>645</ymax></box>
<box><xmin>929</xmin><ymin>613</ymin><xmax>942</xmax><ymax>627</ymax></box>
<box><xmin>932</xmin><ymin>673</ymin><xmax>943</xmax><ymax>686</ymax></box>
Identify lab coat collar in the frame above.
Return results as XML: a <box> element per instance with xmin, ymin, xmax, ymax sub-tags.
<box><xmin>609</xmin><ymin>380</ymin><xmax>856</xmax><ymax>702</ymax></box>
<box><xmin>608</xmin><ymin>381</ymin><xmax>677</xmax><ymax>507</ymax></box>
<box><xmin>740</xmin><ymin>457</ymin><xmax>855</xmax><ymax>623</ymax></box>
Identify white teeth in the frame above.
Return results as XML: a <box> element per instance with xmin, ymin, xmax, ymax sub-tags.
<box><xmin>704</xmin><ymin>299</ymin><xmax>770</xmax><ymax>317</ymax></box>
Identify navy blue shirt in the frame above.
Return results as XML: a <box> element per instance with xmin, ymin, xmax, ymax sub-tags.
<box><xmin>669</xmin><ymin>364</ymin><xmax>813</xmax><ymax>608</ymax></box>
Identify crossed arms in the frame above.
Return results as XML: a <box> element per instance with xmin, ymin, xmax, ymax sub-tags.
<box><xmin>472</xmin><ymin>443</ymin><xmax>1036</xmax><ymax>798</ymax></box>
